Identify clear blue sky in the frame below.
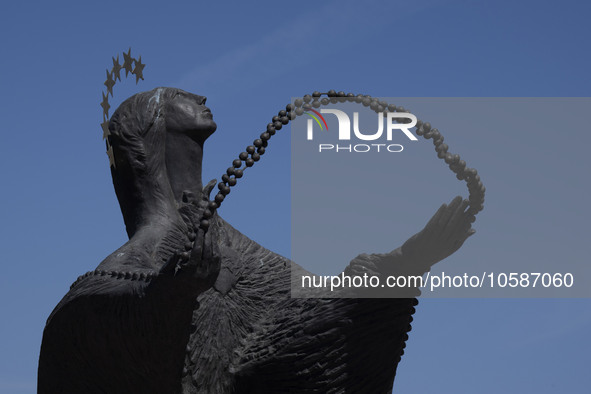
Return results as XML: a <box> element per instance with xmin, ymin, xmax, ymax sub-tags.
<box><xmin>1</xmin><ymin>0</ymin><xmax>590</xmax><ymax>392</ymax></box>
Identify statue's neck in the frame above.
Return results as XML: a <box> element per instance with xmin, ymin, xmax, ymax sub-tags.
<box><xmin>118</xmin><ymin>165</ymin><xmax>179</xmax><ymax>238</ymax></box>
<box><xmin>165</xmin><ymin>131</ymin><xmax>205</xmax><ymax>204</ymax></box>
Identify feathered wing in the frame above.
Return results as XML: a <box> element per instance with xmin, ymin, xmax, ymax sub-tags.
<box><xmin>184</xmin><ymin>218</ymin><xmax>418</xmax><ymax>394</ymax></box>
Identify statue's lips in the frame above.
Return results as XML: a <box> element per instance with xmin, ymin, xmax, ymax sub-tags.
<box><xmin>202</xmin><ymin>109</ymin><xmax>213</xmax><ymax>118</ymax></box>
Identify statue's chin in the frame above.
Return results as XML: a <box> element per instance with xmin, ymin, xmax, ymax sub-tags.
<box><xmin>193</xmin><ymin>120</ymin><xmax>217</xmax><ymax>140</ymax></box>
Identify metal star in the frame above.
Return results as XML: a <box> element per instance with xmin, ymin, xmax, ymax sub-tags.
<box><xmin>101</xmin><ymin>91</ymin><xmax>110</xmax><ymax>118</ymax></box>
<box><xmin>132</xmin><ymin>56</ymin><xmax>145</xmax><ymax>84</ymax></box>
<box><xmin>106</xmin><ymin>142</ymin><xmax>116</xmax><ymax>169</ymax></box>
<box><xmin>111</xmin><ymin>55</ymin><xmax>122</xmax><ymax>82</ymax></box>
<box><xmin>122</xmin><ymin>48</ymin><xmax>134</xmax><ymax>77</ymax></box>
<box><xmin>104</xmin><ymin>69</ymin><xmax>115</xmax><ymax>97</ymax></box>
<box><xmin>101</xmin><ymin>120</ymin><xmax>110</xmax><ymax>140</ymax></box>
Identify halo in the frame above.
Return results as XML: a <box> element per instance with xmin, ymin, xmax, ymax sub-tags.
<box><xmin>100</xmin><ymin>48</ymin><xmax>145</xmax><ymax>169</ymax></box>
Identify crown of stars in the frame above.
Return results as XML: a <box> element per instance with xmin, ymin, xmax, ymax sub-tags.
<box><xmin>101</xmin><ymin>48</ymin><xmax>146</xmax><ymax>169</ymax></box>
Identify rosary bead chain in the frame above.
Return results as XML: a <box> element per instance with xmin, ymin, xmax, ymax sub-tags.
<box><xmin>203</xmin><ymin>92</ymin><xmax>485</xmax><ymax>229</ymax></box>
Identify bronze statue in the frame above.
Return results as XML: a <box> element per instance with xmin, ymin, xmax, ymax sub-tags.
<box><xmin>39</xmin><ymin>87</ymin><xmax>479</xmax><ymax>393</ymax></box>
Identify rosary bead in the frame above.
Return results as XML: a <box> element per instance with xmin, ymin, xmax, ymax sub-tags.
<box><xmin>239</xmin><ymin>152</ymin><xmax>248</xmax><ymax>160</ymax></box>
<box><xmin>252</xmin><ymin>152</ymin><xmax>261</xmax><ymax>161</ymax></box>
<box><xmin>303</xmin><ymin>94</ymin><xmax>312</xmax><ymax>103</ymax></box>
<box><xmin>437</xmin><ymin>150</ymin><xmax>447</xmax><ymax>159</ymax></box>
<box><xmin>246</xmin><ymin>145</ymin><xmax>255</xmax><ymax>154</ymax></box>
<box><xmin>388</xmin><ymin>104</ymin><xmax>397</xmax><ymax>112</ymax></box>
<box><xmin>430</xmin><ymin>128</ymin><xmax>440</xmax><ymax>140</ymax></box>
<box><xmin>347</xmin><ymin>93</ymin><xmax>355</xmax><ymax>97</ymax></box>
<box><xmin>245</xmin><ymin>158</ymin><xmax>255</xmax><ymax>167</ymax></box>
<box><xmin>295</xmin><ymin>107</ymin><xmax>304</xmax><ymax>116</ymax></box>
<box><xmin>257</xmin><ymin>146</ymin><xmax>266</xmax><ymax>154</ymax></box>
<box><xmin>221</xmin><ymin>174</ymin><xmax>229</xmax><ymax>182</ymax></box>
<box><xmin>312</xmin><ymin>100</ymin><xmax>321</xmax><ymax>108</ymax></box>
<box><xmin>377</xmin><ymin>105</ymin><xmax>384</xmax><ymax>113</ymax></box>
<box><xmin>444</xmin><ymin>153</ymin><xmax>454</xmax><ymax>164</ymax></box>
<box><xmin>203</xmin><ymin>209</ymin><xmax>212</xmax><ymax>219</ymax></box>
<box><xmin>287</xmin><ymin>111</ymin><xmax>295</xmax><ymax>120</ymax></box>
<box><xmin>327</xmin><ymin>89</ymin><xmax>337</xmax><ymax>97</ymax></box>
<box><xmin>286</xmin><ymin>103</ymin><xmax>295</xmax><ymax>111</ymax></box>
<box><xmin>294</xmin><ymin>98</ymin><xmax>303</xmax><ymax>107</ymax></box>
<box><xmin>280</xmin><ymin>116</ymin><xmax>289</xmax><ymax>125</ymax></box>
<box><xmin>321</xmin><ymin>98</ymin><xmax>329</xmax><ymax>105</ymax></box>
<box><xmin>458</xmin><ymin>160</ymin><xmax>466</xmax><ymax>170</ymax></box>
<box><xmin>228</xmin><ymin>178</ymin><xmax>237</xmax><ymax>186</ymax></box>
<box><xmin>220</xmin><ymin>186</ymin><xmax>230</xmax><ymax>196</ymax></box>
<box><xmin>312</xmin><ymin>91</ymin><xmax>321</xmax><ymax>97</ymax></box>
<box><xmin>337</xmin><ymin>91</ymin><xmax>346</xmax><ymax>97</ymax></box>
<box><xmin>423</xmin><ymin>122</ymin><xmax>431</xmax><ymax>132</ymax></box>
<box><xmin>262</xmin><ymin>140</ymin><xmax>268</xmax><ymax>147</ymax></box>
<box><xmin>330</xmin><ymin>97</ymin><xmax>338</xmax><ymax>104</ymax></box>
<box><xmin>261</xmin><ymin>132</ymin><xmax>271</xmax><ymax>141</ymax></box>
<box><xmin>272</xmin><ymin>116</ymin><xmax>280</xmax><ymax>123</ymax></box>
<box><xmin>302</xmin><ymin>103</ymin><xmax>311</xmax><ymax>110</ymax></box>
<box><xmin>273</xmin><ymin>121</ymin><xmax>283</xmax><ymax>130</ymax></box>
<box><xmin>218</xmin><ymin>182</ymin><xmax>227</xmax><ymax>190</ymax></box>
<box><xmin>253</xmin><ymin>139</ymin><xmax>263</xmax><ymax>147</ymax></box>
<box><xmin>362</xmin><ymin>97</ymin><xmax>371</xmax><ymax>106</ymax></box>
<box><xmin>379</xmin><ymin>100</ymin><xmax>388</xmax><ymax>108</ymax></box>
<box><xmin>267</xmin><ymin>123</ymin><xmax>276</xmax><ymax>135</ymax></box>
<box><xmin>232</xmin><ymin>159</ymin><xmax>242</xmax><ymax>168</ymax></box>
<box><xmin>370</xmin><ymin>101</ymin><xmax>379</xmax><ymax>110</ymax></box>
<box><xmin>200</xmin><ymin>220</ymin><xmax>210</xmax><ymax>230</ymax></box>
<box><xmin>214</xmin><ymin>193</ymin><xmax>225</xmax><ymax>203</ymax></box>
<box><xmin>226</xmin><ymin>167</ymin><xmax>235</xmax><ymax>176</ymax></box>
<box><xmin>278</xmin><ymin>110</ymin><xmax>287</xmax><ymax>117</ymax></box>
<box><xmin>208</xmin><ymin>201</ymin><xmax>218</xmax><ymax>210</ymax></box>
<box><xmin>234</xmin><ymin>169</ymin><xmax>244</xmax><ymax>178</ymax></box>
<box><xmin>435</xmin><ymin>143</ymin><xmax>449</xmax><ymax>154</ymax></box>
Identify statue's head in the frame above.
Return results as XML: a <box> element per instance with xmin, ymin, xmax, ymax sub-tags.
<box><xmin>107</xmin><ymin>87</ymin><xmax>216</xmax><ymax>236</ymax></box>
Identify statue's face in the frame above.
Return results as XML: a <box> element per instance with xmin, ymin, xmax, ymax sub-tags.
<box><xmin>164</xmin><ymin>90</ymin><xmax>217</xmax><ymax>140</ymax></box>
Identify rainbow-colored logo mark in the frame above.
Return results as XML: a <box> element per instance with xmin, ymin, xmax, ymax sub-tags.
<box><xmin>305</xmin><ymin>109</ymin><xmax>329</xmax><ymax>131</ymax></box>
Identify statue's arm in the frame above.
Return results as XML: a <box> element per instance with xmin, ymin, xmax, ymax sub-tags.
<box><xmin>346</xmin><ymin>196</ymin><xmax>475</xmax><ymax>280</ymax></box>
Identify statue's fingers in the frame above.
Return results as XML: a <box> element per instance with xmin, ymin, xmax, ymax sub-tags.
<box><xmin>438</xmin><ymin>196</ymin><xmax>462</xmax><ymax>228</ymax></box>
<box><xmin>203</xmin><ymin>179</ymin><xmax>217</xmax><ymax>200</ymax></box>
<box><xmin>447</xmin><ymin>199</ymin><xmax>470</xmax><ymax>232</ymax></box>
<box><xmin>424</xmin><ymin>203</ymin><xmax>447</xmax><ymax>236</ymax></box>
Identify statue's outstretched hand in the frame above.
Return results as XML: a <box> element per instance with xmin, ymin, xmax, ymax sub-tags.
<box><xmin>161</xmin><ymin>179</ymin><xmax>221</xmax><ymax>293</ymax></box>
<box><xmin>401</xmin><ymin>196</ymin><xmax>475</xmax><ymax>271</ymax></box>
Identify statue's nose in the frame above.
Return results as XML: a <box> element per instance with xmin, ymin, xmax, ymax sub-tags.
<box><xmin>193</xmin><ymin>94</ymin><xmax>207</xmax><ymax>105</ymax></box>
